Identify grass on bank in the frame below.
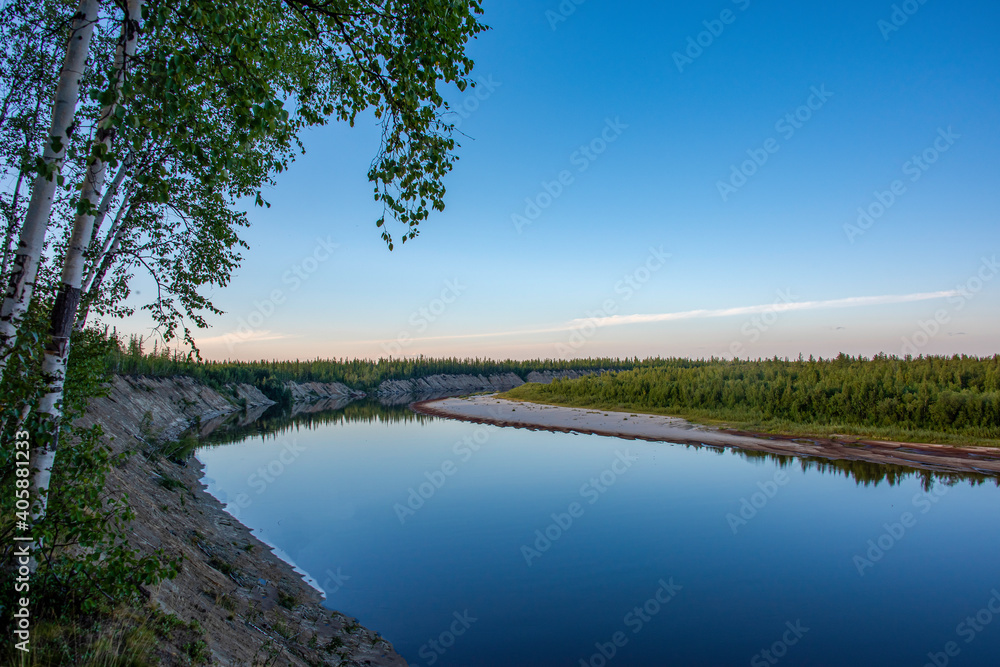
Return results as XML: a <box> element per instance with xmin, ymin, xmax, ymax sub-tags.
<box><xmin>4</xmin><ymin>602</ymin><xmax>209</xmax><ymax>667</ymax></box>
<box><xmin>500</xmin><ymin>355</ymin><xmax>1000</xmax><ymax>448</ymax></box>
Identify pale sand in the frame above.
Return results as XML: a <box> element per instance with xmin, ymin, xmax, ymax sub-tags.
<box><xmin>412</xmin><ymin>395</ymin><xmax>1000</xmax><ymax>477</ymax></box>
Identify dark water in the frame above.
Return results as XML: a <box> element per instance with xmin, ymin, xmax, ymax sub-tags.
<box><xmin>196</xmin><ymin>401</ymin><xmax>1000</xmax><ymax>667</ymax></box>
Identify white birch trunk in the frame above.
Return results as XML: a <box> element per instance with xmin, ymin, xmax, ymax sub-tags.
<box><xmin>0</xmin><ymin>0</ymin><xmax>99</xmax><ymax>379</ymax></box>
<box><xmin>31</xmin><ymin>0</ymin><xmax>143</xmax><ymax>562</ymax></box>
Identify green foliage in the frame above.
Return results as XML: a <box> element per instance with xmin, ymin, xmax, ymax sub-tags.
<box><xmin>183</xmin><ymin>638</ymin><xmax>209</xmax><ymax>663</ymax></box>
<box><xmin>1</xmin><ymin>602</ymin><xmax>205</xmax><ymax>666</ymax></box>
<box><xmin>276</xmin><ymin>589</ymin><xmax>298</xmax><ymax>610</ymax></box>
<box><xmin>156</xmin><ymin>474</ymin><xmax>186</xmax><ymax>492</ymax></box>
<box><xmin>145</xmin><ymin>431</ymin><xmax>200</xmax><ymax>465</ymax></box>
<box><xmin>0</xmin><ymin>324</ymin><xmax>180</xmax><ymax>656</ymax></box>
<box><xmin>504</xmin><ymin>354</ymin><xmax>1000</xmax><ymax>446</ymax></box>
<box><xmin>207</xmin><ymin>556</ymin><xmax>234</xmax><ymax>576</ymax></box>
<box><xmin>278</xmin><ymin>0</ymin><xmax>488</xmax><ymax>248</ymax></box>
<box><xmin>0</xmin><ymin>0</ymin><xmax>69</xmax><ymax>248</ymax></box>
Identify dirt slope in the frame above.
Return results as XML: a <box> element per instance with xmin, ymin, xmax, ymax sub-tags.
<box><xmin>80</xmin><ymin>375</ymin><xmax>407</xmax><ymax>666</ymax></box>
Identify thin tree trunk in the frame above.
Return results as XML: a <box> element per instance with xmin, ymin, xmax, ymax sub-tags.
<box><xmin>1</xmin><ymin>168</ymin><xmax>27</xmax><ymax>277</ymax></box>
<box><xmin>0</xmin><ymin>69</ymin><xmax>27</xmax><ymax>130</ymax></box>
<box><xmin>87</xmin><ymin>155</ymin><xmax>132</xmax><ymax>248</ymax></box>
<box><xmin>77</xmin><ymin>199</ymin><xmax>133</xmax><ymax>330</ymax></box>
<box><xmin>76</xmin><ymin>228</ymin><xmax>127</xmax><ymax>331</ymax></box>
<box><xmin>82</xmin><ymin>188</ymin><xmax>133</xmax><ymax>296</ymax></box>
<box><xmin>1</xmin><ymin>94</ymin><xmax>45</xmax><ymax>277</ymax></box>
<box><xmin>31</xmin><ymin>0</ymin><xmax>143</xmax><ymax>557</ymax></box>
<box><xmin>0</xmin><ymin>0</ymin><xmax>99</xmax><ymax>379</ymax></box>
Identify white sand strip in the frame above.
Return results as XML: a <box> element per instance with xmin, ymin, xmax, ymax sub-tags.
<box><xmin>413</xmin><ymin>395</ymin><xmax>1000</xmax><ymax>477</ymax></box>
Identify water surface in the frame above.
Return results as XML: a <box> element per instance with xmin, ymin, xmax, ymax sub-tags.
<box><xmin>197</xmin><ymin>401</ymin><xmax>1000</xmax><ymax>666</ymax></box>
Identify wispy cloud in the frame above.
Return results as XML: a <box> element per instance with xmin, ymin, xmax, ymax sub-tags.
<box><xmin>196</xmin><ymin>330</ymin><xmax>292</xmax><ymax>346</ymax></box>
<box><xmin>565</xmin><ymin>291</ymin><xmax>960</xmax><ymax>328</ymax></box>
<box><xmin>376</xmin><ymin>290</ymin><xmax>959</xmax><ymax>344</ymax></box>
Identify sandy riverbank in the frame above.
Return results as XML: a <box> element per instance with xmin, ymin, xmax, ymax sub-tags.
<box><xmin>412</xmin><ymin>395</ymin><xmax>1000</xmax><ymax>477</ymax></box>
<box><xmin>81</xmin><ymin>376</ymin><xmax>407</xmax><ymax>666</ymax></box>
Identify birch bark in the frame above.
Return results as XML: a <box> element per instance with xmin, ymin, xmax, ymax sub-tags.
<box><xmin>0</xmin><ymin>0</ymin><xmax>99</xmax><ymax>378</ymax></box>
<box><xmin>31</xmin><ymin>0</ymin><xmax>144</xmax><ymax>557</ymax></box>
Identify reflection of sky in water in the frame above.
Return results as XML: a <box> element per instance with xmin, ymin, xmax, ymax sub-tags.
<box><xmin>197</xmin><ymin>405</ymin><xmax>1000</xmax><ymax>667</ymax></box>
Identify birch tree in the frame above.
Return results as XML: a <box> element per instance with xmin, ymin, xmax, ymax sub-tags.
<box><xmin>30</xmin><ymin>0</ymin><xmax>143</xmax><ymax>530</ymax></box>
<box><xmin>0</xmin><ymin>2</ymin><xmax>61</xmax><ymax>278</ymax></box>
<box><xmin>70</xmin><ymin>0</ymin><xmax>340</xmax><ymax>343</ymax></box>
<box><xmin>4</xmin><ymin>0</ymin><xmax>486</xmax><ymax>570</ymax></box>
<box><xmin>0</xmin><ymin>0</ymin><xmax>98</xmax><ymax>378</ymax></box>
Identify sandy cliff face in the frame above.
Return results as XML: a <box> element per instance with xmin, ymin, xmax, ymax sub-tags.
<box><xmin>92</xmin><ymin>375</ymin><xmax>274</xmax><ymax>443</ymax></box>
<box><xmin>375</xmin><ymin>372</ymin><xmax>525</xmax><ymax>396</ymax></box>
<box><xmin>284</xmin><ymin>380</ymin><xmax>365</xmax><ymax>402</ymax></box>
<box><xmin>80</xmin><ymin>376</ymin><xmax>408</xmax><ymax>666</ymax></box>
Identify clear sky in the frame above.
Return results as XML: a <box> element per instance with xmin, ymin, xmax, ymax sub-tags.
<box><xmin>124</xmin><ymin>0</ymin><xmax>999</xmax><ymax>361</ymax></box>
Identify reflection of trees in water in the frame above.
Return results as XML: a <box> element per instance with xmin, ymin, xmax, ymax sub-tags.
<box><xmin>723</xmin><ymin>447</ymin><xmax>996</xmax><ymax>491</ymax></box>
<box><xmin>195</xmin><ymin>398</ymin><xmax>435</xmax><ymax>448</ymax></box>
<box><xmin>195</xmin><ymin>398</ymin><xmax>998</xmax><ymax>490</ymax></box>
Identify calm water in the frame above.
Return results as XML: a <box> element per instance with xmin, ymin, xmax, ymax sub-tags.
<box><xmin>197</xmin><ymin>401</ymin><xmax>1000</xmax><ymax>666</ymax></box>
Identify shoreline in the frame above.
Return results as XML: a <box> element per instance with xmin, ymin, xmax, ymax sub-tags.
<box><xmin>412</xmin><ymin>395</ymin><xmax>1000</xmax><ymax>477</ymax></box>
<box><xmin>197</xmin><ymin>466</ymin><xmax>327</xmax><ymax>595</ymax></box>
<box><xmin>82</xmin><ymin>375</ymin><xmax>407</xmax><ymax>666</ymax></box>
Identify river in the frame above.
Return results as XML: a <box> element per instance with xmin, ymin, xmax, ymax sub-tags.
<box><xmin>196</xmin><ymin>399</ymin><xmax>1000</xmax><ymax>666</ymax></box>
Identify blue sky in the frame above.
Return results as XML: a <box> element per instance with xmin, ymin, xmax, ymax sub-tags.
<box><xmin>126</xmin><ymin>0</ymin><xmax>999</xmax><ymax>361</ymax></box>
